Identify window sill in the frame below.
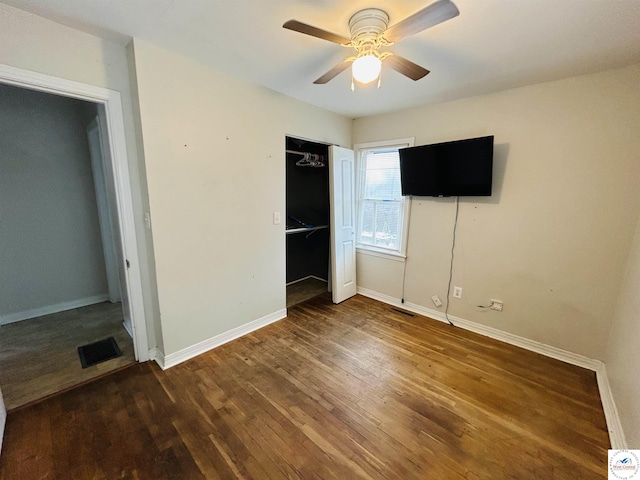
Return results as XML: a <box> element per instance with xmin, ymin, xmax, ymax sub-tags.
<box><xmin>356</xmin><ymin>247</ymin><xmax>406</xmax><ymax>262</ymax></box>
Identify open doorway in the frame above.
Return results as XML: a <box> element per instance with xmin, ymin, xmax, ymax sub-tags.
<box><xmin>285</xmin><ymin>136</ymin><xmax>357</xmax><ymax>307</ymax></box>
<box><xmin>0</xmin><ymin>77</ymin><xmax>144</xmax><ymax>409</ymax></box>
<box><xmin>285</xmin><ymin>136</ymin><xmax>331</xmax><ymax>307</ymax></box>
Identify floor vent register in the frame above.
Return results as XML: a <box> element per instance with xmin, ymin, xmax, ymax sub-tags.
<box><xmin>77</xmin><ymin>337</ymin><xmax>122</xmax><ymax>368</ymax></box>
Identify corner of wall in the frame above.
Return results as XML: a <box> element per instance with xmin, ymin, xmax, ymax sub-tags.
<box><xmin>125</xmin><ymin>37</ymin><xmax>164</xmax><ymax>354</ymax></box>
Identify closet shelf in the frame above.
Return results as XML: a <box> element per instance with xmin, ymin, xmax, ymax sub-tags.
<box><xmin>286</xmin><ymin>225</ymin><xmax>329</xmax><ymax>235</ymax></box>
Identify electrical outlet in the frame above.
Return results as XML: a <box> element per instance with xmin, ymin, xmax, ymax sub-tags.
<box><xmin>431</xmin><ymin>295</ymin><xmax>443</xmax><ymax>307</ymax></box>
<box><xmin>490</xmin><ymin>300</ymin><xmax>503</xmax><ymax>311</ymax></box>
<box><xmin>273</xmin><ymin>211</ymin><xmax>281</xmax><ymax>225</ymax></box>
<box><xmin>453</xmin><ymin>286</ymin><xmax>462</xmax><ymax>299</ymax></box>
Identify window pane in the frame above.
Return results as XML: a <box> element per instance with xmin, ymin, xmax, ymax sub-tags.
<box><xmin>358</xmin><ymin>201</ymin><xmax>375</xmax><ymax>245</ymax></box>
<box><xmin>356</xmin><ymin>143</ymin><xmax>409</xmax><ymax>255</ymax></box>
<box><xmin>362</xmin><ymin>151</ymin><xmax>403</xmax><ymax>201</ymax></box>
<box><xmin>374</xmin><ymin>201</ymin><xmax>401</xmax><ymax>249</ymax></box>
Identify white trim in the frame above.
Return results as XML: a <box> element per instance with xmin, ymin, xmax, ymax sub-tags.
<box><xmin>354</xmin><ymin>138</ymin><xmax>415</xmax><ymax>150</ymax></box>
<box><xmin>286</xmin><ymin>275</ymin><xmax>329</xmax><ymax>286</ymax></box>
<box><xmin>595</xmin><ymin>364</ymin><xmax>627</xmax><ymax>449</ymax></box>
<box><xmin>87</xmin><ymin>117</ymin><xmax>121</xmax><ymax>303</ymax></box>
<box><xmin>354</xmin><ymin>138</ymin><xmax>414</xmax><ymax>259</ymax></box>
<box><xmin>356</xmin><ymin>286</ymin><xmax>625</xmax><ymax>448</ymax></box>
<box><xmin>147</xmin><ymin>347</ymin><xmax>161</xmax><ymax>363</ymax></box>
<box><xmin>0</xmin><ymin>294</ymin><xmax>109</xmax><ymax>325</ymax></box>
<box><xmin>0</xmin><ymin>64</ymin><xmax>149</xmax><ymax>362</ymax></box>
<box><xmin>156</xmin><ymin>309</ymin><xmax>287</xmax><ymax>370</ymax></box>
<box><xmin>356</xmin><ymin>247</ymin><xmax>406</xmax><ymax>262</ymax></box>
<box><xmin>0</xmin><ymin>387</ymin><xmax>6</xmax><ymax>455</ymax></box>
<box><xmin>122</xmin><ymin>319</ymin><xmax>133</xmax><ymax>339</ymax></box>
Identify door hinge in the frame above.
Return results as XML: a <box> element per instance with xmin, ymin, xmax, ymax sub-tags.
<box><xmin>126</xmin><ymin>259</ymin><xmax>130</xmax><ymax>269</ymax></box>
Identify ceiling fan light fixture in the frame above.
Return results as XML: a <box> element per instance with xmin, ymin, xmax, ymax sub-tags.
<box><xmin>284</xmin><ymin>0</ymin><xmax>458</xmax><ymax>86</ymax></box>
<box><xmin>352</xmin><ymin>54</ymin><xmax>382</xmax><ymax>84</ymax></box>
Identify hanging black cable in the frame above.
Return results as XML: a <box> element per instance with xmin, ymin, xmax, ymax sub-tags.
<box><xmin>444</xmin><ymin>196</ymin><xmax>459</xmax><ymax>326</ymax></box>
<box><xmin>401</xmin><ymin>197</ymin><xmax>413</xmax><ymax>304</ymax></box>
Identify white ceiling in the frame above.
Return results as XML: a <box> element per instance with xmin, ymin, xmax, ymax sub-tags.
<box><xmin>4</xmin><ymin>0</ymin><xmax>640</xmax><ymax>118</ymax></box>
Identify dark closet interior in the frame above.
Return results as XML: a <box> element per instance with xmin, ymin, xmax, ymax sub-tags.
<box><xmin>286</xmin><ymin>136</ymin><xmax>330</xmax><ymax>307</ymax></box>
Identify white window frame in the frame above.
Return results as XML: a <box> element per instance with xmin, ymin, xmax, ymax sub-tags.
<box><xmin>354</xmin><ymin>138</ymin><xmax>414</xmax><ymax>261</ymax></box>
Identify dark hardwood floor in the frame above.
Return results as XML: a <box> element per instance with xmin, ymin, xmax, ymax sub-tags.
<box><xmin>0</xmin><ymin>294</ymin><xmax>610</xmax><ymax>479</ymax></box>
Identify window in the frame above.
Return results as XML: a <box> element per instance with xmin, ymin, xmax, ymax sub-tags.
<box><xmin>355</xmin><ymin>138</ymin><xmax>414</xmax><ymax>259</ymax></box>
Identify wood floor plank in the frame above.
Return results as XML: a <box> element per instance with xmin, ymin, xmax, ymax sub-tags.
<box><xmin>0</xmin><ymin>302</ymin><xmax>135</xmax><ymax>410</ymax></box>
<box><xmin>0</xmin><ymin>294</ymin><xmax>610</xmax><ymax>479</ymax></box>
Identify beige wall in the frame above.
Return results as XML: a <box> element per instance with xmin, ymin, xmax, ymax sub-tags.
<box><xmin>606</xmin><ymin>212</ymin><xmax>640</xmax><ymax>448</ymax></box>
<box><xmin>131</xmin><ymin>40</ymin><xmax>352</xmax><ymax>356</ymax></box>
<box><xmin>2</xmin><ymin>0</ymin><xmax>638</xmax><ymax>448</ymax></box>
<box><xmin>0</xmin><ymin>3</ymin><xmax>160</xmax><ymax>348</ymax></box>
<box><xmin>353</xmin><ymin>64</ymin><xmax>640</xmax><ymax>360</ymax></box>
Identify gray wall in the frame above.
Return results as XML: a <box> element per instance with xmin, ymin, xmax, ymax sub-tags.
<box><xmin>0</xmin><ymin>84</ymin><xmax>108</xmax><ymax>319</ymax></box>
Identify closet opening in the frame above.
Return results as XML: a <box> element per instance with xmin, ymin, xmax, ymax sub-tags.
<box><xmin>0</xmin><ymin>65</ymin><xmax>149</xmax><ymax>413</ymax></box>
<box><xmin>285</xmin><ymin>136</ymin><xmax>331</xmax><ymax>307</ymax></box>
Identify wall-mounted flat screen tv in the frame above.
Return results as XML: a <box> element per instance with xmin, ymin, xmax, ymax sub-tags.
<box><xmin>399</xmin><ymin>135</ymin><xmax>494</xmax><ymax>197</ymax></box>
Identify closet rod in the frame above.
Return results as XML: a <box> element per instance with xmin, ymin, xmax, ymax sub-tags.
<box><xmin>286</xmin><ymin>149</ymin><xmax>323</xmax><ymax>156</ymax></box>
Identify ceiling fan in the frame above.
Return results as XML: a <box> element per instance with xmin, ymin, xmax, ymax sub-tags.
<box><xmin>283</xmin><ymin>0</ymin><xmax>459</xmax><ymax>88</ymax></box>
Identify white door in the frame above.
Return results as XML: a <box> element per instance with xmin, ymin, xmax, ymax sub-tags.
<box><xmin>87</xmin><ymin>117</ymin><xmax>121</xmax><ymax>303</ymax></box>
<box><xmin>87</xmin><ymin>112</ymin><xmax>132</xmax><ymax>338</ymax></box>
<box><xmin>329</xmin><ymin>145</ymin><xmax>357</xmax><ymax>303</ymax></box>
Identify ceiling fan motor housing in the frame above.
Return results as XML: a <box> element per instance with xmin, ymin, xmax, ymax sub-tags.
<box><xmin>348</xmin><ymin>8</ymin><xmax>389</xmax><ymax>42</ymax></box>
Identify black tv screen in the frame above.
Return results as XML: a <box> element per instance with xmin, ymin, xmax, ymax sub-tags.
<box><xmin>399</xmin><ymin>135</ymin><xmax>494</xmax><ymax>197</ymax></box>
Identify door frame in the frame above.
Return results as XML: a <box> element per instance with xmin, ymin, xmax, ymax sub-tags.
<box><xmin>0</xmin><ymin>64</ymin><xmax>149</xmax><ymax>361</ymax></box>
<box><xmin>284</xmin><ymin>136</ymin><xmax>357</xmax><ymax>306</ymax></box>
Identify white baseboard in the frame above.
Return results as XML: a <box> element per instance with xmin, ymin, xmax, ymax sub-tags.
<box><xmin>0</xmin><ymin>294</ymin><xmax>110</xmax><ymax>325</ymax></box>
<box><xmin>286</xmin><ymin>275</ymin><xmax>328</xmax><ymax>286</ymax></box>
<box><xmin>148</xmin><ymin>347</ymin><xmax>162</xmax><ymax>364</ymax></box>
<box><xmin>356</xmin><ymin>286</ymin><xmax>626</xmax><ymax>448</ymax></box>
<box><xmin>595</xmin><ymin>364</ymin><xmax>628</xmax><ymax>449</ymax></box>
<box><xmin>156</xmin><ymin>308</ymin><xmax>287</xmax><ymax>370</ymax></box>
<box><xmin>122</xmin><ymin>318</ymin><xmax>133</xmax><ymax>339</ymax></box>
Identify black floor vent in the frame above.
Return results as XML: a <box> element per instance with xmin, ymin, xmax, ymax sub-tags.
<box><xmin>77</xmin><ymin>337</ymin><xmax>122</xmax><ymax>368</ymax></box>
<box><xmin>390</xmin><ymin>307</ymin><xmax>416</xmax><ymax>317</ymax></box>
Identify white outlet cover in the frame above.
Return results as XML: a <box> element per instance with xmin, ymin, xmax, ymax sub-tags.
<box><xmin>453</xmin><ymin>286</ymin><xmax>462</xmax><ymax>298</ymax></box>
<box><xmin>431</xmin><ymin>295</ymin><xmax>443</xmax><ymax>307</ymax></box>
<box><xmin>490</xmin><ymin>299</ymin><xmax>504</xmax><ymax>311</ymax></box>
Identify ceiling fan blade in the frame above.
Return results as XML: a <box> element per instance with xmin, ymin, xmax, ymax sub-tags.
<box><xmin>385</xmin><ymin>55</ymin><xmax>430</xmax><ymax>81</ymax></box>
<box><xmin>383</xmin><ymin>0</ymin><xmax>459</xmax><ymax>43</ymax></box>
<box><xmin>313</xmin><ymin>59</ymin><xmax>354</xmax><ymax>84</ymax></box>
<box><xmin>283</xmin><ymin>20</ymin><xmax>352</xmax><ymax>45</ymax></box>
